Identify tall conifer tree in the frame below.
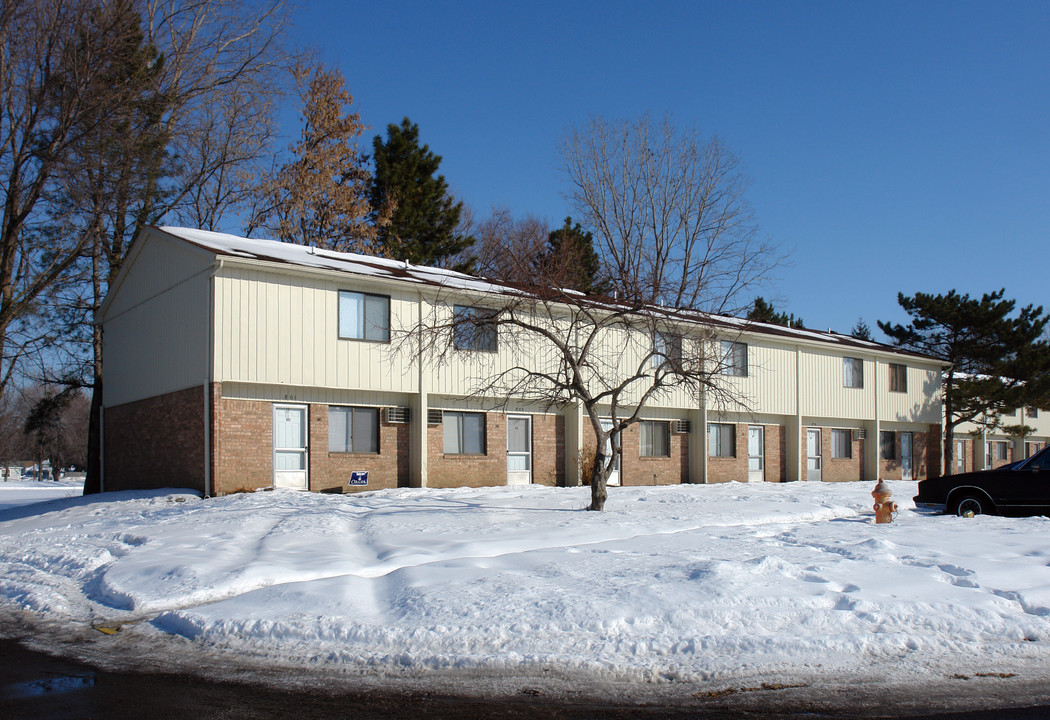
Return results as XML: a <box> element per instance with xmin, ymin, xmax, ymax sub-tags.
<box><xmin>539</xmin><ymin>217</ymin><xmax>604</xmax><ymax>294</ymax></box>
<box><xmin>370</xmin><ymin>118</ymin><xmax>473</xmax><ymax>270</ymax></box>
<box><xmin>879</xmin><ymin>289</ymin><xmax>1050</xmax><ymax>474</ymax></box>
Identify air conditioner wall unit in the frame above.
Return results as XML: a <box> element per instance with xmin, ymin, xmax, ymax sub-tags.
<box><xmin>384</xmin><ymin>407</ymin><xmax>410</xmax><ymax>424</ymax></box>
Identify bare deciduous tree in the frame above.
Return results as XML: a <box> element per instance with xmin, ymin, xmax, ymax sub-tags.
<box><xmin>464</xmin><ymin>205</ymin><xmax>549</xmax><ymax>284</ymax></box>
<box><xmin>561</xmin><ymin>115</ymin><xmax>777</xmax><ymax>313</ymax></box>
<box><xmin>409</xmin><ymin>115</ymin><xmax>780</xmax><ymax>511</ymax></box>
<box><xmin>46</xmin><ymin>0</ymin><xmax>291</xmax><ymax>494</ymax></box>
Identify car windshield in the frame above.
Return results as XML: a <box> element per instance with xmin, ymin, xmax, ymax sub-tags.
<box><xmin>1019</xmin><ymin>445</ymin><xmax>1050</xmax><ymax>471</ymax></box>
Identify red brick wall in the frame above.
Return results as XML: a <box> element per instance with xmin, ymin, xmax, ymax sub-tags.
<box><xmin>877</xmin><ymin>429</ymin><xmax>935</xmax><ymax>481</ymax></box>
<box><xmin>706</xmin><ymin>423</ymin><xmax>784</xmax><ymax>483</ymax></box>
<box><xmin>804</xmin><ymin>426</ymin><xmax>864</xmax><ymax>482</ymax></box>
<box><xmin>213</xmin><ymin>396</ymin><xmax>272</xmax><ymax>494</ymax></box>
<box><xmin>213</xmin><ymin>399</ymin><xmax>412</xmax><ymax>495</ymax></box>
<box><xmin>531</xmin><ymin>414</ymin><xmax>564</xmax><ymax>487</ymax></box>
<box><xmin>104</xmin><ymin>385</ymin><xmax>206</xmax><ymax>493</ymax></box>
<box><xmin>426</xmin><ymin>412</ymin><xmax>563</xmax><ymax>488</ymax></box>
<box><xmin>619</xmin><ymin>421</ymin><xmax>688</xmax><ymax>486</ymax></box>
<box><xmin>310</xmin><ymin>405</ymin><xmax>409</xmax><ymax>493</ymax></box>
<box><xmin>706</xmin><ymin>422</ymin><xmax>746</xmax><ymax>483</ymax></box>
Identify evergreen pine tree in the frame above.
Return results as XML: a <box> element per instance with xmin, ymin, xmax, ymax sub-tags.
<box><xmin>370</xmin><ymin>117</ymin><xmax>474</xmax><ymax>270</ymax></box>
<box><xmin>746</xmin><ymin>297</ymin><xmax>804</xmax><ymax>328</ymax></box>
<box><xmin>878</xmin><ymin>289</ymin><xmax>1050</xmax><ymax>474</ymax></box>
<box><xmin>539</xmin><ymin>217</ymin><xmax>604</xmax><ymax>294</ymax></box>
<box><xmin>851</xmin><ymin>318</ymin><xmax>873</xmax><ymax>341</ymax></box>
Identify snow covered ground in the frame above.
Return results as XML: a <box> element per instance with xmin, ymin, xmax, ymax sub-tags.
<box><xmin>1</xmin><ymin>479</ymin><xmax>1049</xmax><ymax>706</ymax></box>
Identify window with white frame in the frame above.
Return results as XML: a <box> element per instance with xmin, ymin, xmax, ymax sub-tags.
<box><xmin>879</xmin><ymin>430</ymin><xmax>895</xmax><ymax>460</ymax></box>
<box><xmin>889</xmin><ymin>363</ymin><xmax>907</xmax><ymax>392</ymax></box>
<box><xmin>843</xmin><ymin>358</ymin><xmax>863</xmax><ymax>389</ymax></box>
<box><xmin>453</xmin><ymin>305</ymin><xmax>498</xmax><ymax>352</ymax></box>
<box><xmin>831</xmin><ymin>429</ymin><xmax>852</xmax><ymax>458</ymax></box>
<box><xmin>338</xmin><ymin>291</ymin><xmax>390</xmax><ymax>341</ymax></box>
<box><xmin>639</xmin><ymin>420</ymin><xmax>671</xmax><ymax>457</ymax></box>
<box><xmin>442</xmin><ymin>411</ymin><xmax>486</xmax><ymax>454</ymax></box>
<box><xmin>1027</xmin><ymin>407</ymin><xmax>1039</xmax><ymax>419</ymax></box>
<box><xmin>720</xmin><ymin>341</ymin><xmax>747</xmax><ymax>377</ymax></box>
<box><xmin>328</xmin><ymin>406</ymin><xmax>379</xmax><ymax>453</ymax></box>
<box><xmin>651</xmin><ymin>333</ymin><xmax>683</xmax><ymax>369</ymax></box>
<box><xmin>708</xmin><ymin>423</ymin><xmax>735</xmax><ymax>457</ymax></box>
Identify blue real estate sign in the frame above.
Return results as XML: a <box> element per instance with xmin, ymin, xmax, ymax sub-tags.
<box><xmin>348</xmin><ymin>471</ymin><xmax>368</xmax><ymax>486</ymax></box>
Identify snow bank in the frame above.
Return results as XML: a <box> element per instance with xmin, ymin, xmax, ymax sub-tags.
<box><xmin>1</xmin><ymin>481</ymin><xmax>1049</xmax><ymax>691</ymax></box>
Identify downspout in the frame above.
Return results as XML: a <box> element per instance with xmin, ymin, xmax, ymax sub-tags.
<box><xmin>204</xmin><ymin>258</ymin><xmax>223</xmax><ymax>498</ymax></box>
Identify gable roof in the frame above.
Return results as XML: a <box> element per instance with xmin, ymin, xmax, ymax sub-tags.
<box><xmin>152</xmin><ymin>225</ymin><xmax>945</xmax><ymax>365</ymax></box>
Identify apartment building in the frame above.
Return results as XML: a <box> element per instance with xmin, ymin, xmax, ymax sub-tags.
<box><xmin>97</xmin><ymin>226</ymin><xmax>948</xmax><ymax>495</ymax></box>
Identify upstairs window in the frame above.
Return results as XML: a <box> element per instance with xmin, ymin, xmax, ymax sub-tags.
<box><xmin>889</xmin><ymin>363</ymin><xmax>907</xmax><ymax>393</ymax></box>
<box><xmin>453</xmin><ymin>305</ymin><xmax>498</xmax><ymax>352</ymax></box>
<box><xmin>720</xmin><ymin>341</ymin><xmax>748</xmax><ymax>377</ymax></box>
<box><xmin>651</xmin><ymin>333</ymin><xmax>683</xmax><ymax>369</ymax></box>
<box><xmin>831</xmin><ymin>429</ymin><xmax>852</xmax><ymax>458</ymax></box>
<box><xmin>843</xmin><ymin>358</ymin><xmax>864</xmax><ymax>389</ymax></box>
<box><xmin>1027</xmin><ymin>407</ymin><xmax>1040</xmax><ymax>419</ymax></box>
<box><xmin>708</xmin><ymin>423</ymin><xmax>735</xmax><ymax>457</ymax></box>
<box><xmin>339</xmin><ymin>291</ymin><xmax>390</xmax><ymax>341</ymax></box>
<box><xmin>639</xmin><ymin>420</ymin><xmax>671</xmax><ymax>457</ymax></box>
<box><xmin>328</xmin><ymin>406</ymin><xmax>379</xmax><ymax>453</ymax></box>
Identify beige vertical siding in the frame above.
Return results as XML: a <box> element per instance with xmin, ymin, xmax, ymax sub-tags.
<box><xmin>711</xmin><ymin>341</ymin><xmax>798</xmax><ymax>415</ymax></box>
<box><xmin>213</xmin><ymin>267</ymin><xmax>418</xmax><ymax>393</ymax></box>
<box><xmin>799</xmin><ymin>348</ymin><xmax>875</xmax><ymax>419</ymax></box>
<box><xmin>102</xmin><ymin>230</ymin><xmax>213</xmax><ymax>407</ymax></box>
<box><xmin>879</xmin><ymin>363</ymin><xmax>942</xmax><ymax>424</ymax></box>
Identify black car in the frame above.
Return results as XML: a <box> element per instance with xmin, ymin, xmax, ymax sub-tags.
<box><xmin>915</xmin><ymin>444</ymin><xmax>1050</xmax><ymax>516</ymax></box>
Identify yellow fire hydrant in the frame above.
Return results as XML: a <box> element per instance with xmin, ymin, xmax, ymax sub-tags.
<box><xmin>872</xmin><ymin>479</ymin><xmax>897</xmax><ymax>524</ymax></box>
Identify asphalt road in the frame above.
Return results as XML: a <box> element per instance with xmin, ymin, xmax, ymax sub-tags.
<box><xmin>3</xmin><ymin>637</ymin><xmax>1050</xmax><ymax>720</ymax></box>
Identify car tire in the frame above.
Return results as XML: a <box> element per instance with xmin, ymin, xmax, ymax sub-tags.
<box><xmin>953</xmin><ymin>494</ymin><xmax>991</xmax><ymax>517</ymax></box>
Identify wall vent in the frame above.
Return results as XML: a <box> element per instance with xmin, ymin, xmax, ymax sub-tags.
<box><xmin>673</xmin><ymin>420</ymin><xmax>692</xmax><ymax>434</ymax></box>
<box><xmin>427</xmin><ymin>409</ymin><xmax>444</xmax><ymax>425</ymax></box>
<box><xmin>384</xmin><ymin>407</ymin><xmax>410</xmax><ymax>424</ymax></box>
<box><xmin>852</xmin><ymin>428</ymin><xmax>867</xmax><ymax>441</ymax></box>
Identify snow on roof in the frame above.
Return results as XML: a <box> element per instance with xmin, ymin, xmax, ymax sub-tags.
<box><xmin>158</xmin><ymin>226</ymin><xmax>508</xmax><ymax>296</ymax></box>
<box><xmin>156</xmin><ymin>226</ymin><xmax>942</xmax><ymax>363</ymax></box>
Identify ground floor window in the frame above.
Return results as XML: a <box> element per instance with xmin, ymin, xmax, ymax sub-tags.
<box><xmin>987</xmin><ymin>440</ymin><xmax>1008</xmax><ymax>465</ymax></box>
<box><xmin>879</xmin><ymin>431</ymin><xmax>895</xmax><ymax>460</ymax></box>
<box><xmin>443</xmin><ymin>411</ymin><xmax>485</xmax><ymax>454</ymax></box>
<box><xmin>328</xmin><ymin>406</ymin><xmax>379</xmax><ymax>453</ymax></box>
<box><xmin>639</xmin><ymin>420</ymin><xmax>670</xmax><ymax>457</ymax></box>
<box><xmin>831</xmin><ymin>429</ymin><xmax>852</xmax><ymax>458</ymax></box>
<box><xmin>708</xmin><ymin>423</ymin><xmax>735</xmax><ymax>457</ymax></box>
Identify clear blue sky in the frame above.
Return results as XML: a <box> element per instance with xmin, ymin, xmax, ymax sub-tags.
<box><xmin>283</xmin><ymin>0</ymin><xmax>1049</xmax><ymax>337</ymax></box>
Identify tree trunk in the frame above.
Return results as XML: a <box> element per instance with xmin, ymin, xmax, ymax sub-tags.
<box><xmin>83</xmin><ymin>375</ymin><xmax>102</xmax><ymax>495</ymax></box>
<box><xmin>589</xmin><ymin>449</ymin><xmax>608</xmax><ymax>511</ymax></box>
<box><xmin>943</xmin><ymin>375</ymin><xmax>955</xmax><ymax>475</ymax></box>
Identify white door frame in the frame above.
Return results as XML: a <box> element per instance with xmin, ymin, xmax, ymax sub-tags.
<box><xmin>506</xmin><ymin>414</ymin><xmax>532</xmax><ymax>486</ymax></box>
<box><xmin>273</xmin><ymin>403</ymin><xmax>309</xmax><ymax>490</ymax></box>
<box><xmin>955</xmin><ymin>438</ymin><xmax>966</xmax><ymax>474</ymax></box>
<box><xmin>901</xmin><ymin>431</ymin><xmax>914</xmax><ymax>481</ymax></box>
<box><xmin>747</xmin><ymin>425</ymin><xmax>765</xmax><ymax>482</ymax></box>
<box><xmin>599</xmin><ymin>418</ymin><xmax>621</xmax><ymax>486</ymax></box>
<box><xmin>806</xmin><ymin>428</ymin><xmax>822</xmax><ymax>482</ymax></box>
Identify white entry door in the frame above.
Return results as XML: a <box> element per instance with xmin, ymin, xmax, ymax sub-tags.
<box><xmin>748</xmin><ymin>426</ymin><xmax>765</xmax><ymax>482</ymax></box>
<box><xmin>273</xmin><ymin>404</ymin><xmax>308</xmax><ymax>490</ymax></box>
<box><xmin>901</xmin><ymin>432</ymin><xmax>914</xmax><ymax>481</ymax></box>
<box><xmin>806</xmin><ymin>428</ymin><xmax>822</xmax><ymax>482</ymax></box>
<box><xmin>506</xmin><ymin>415</ymin><xmax>532</xmax><ymax>486</ymax></box>
<box><xmin>955</xmin><ymin>439</ymin><xmax>966</xmax><ymax>474</ymax></box>
<box><xmin>599</xmin><ymin>419</ymin><xmax>621</xmax><ymax>486</ymax></box>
